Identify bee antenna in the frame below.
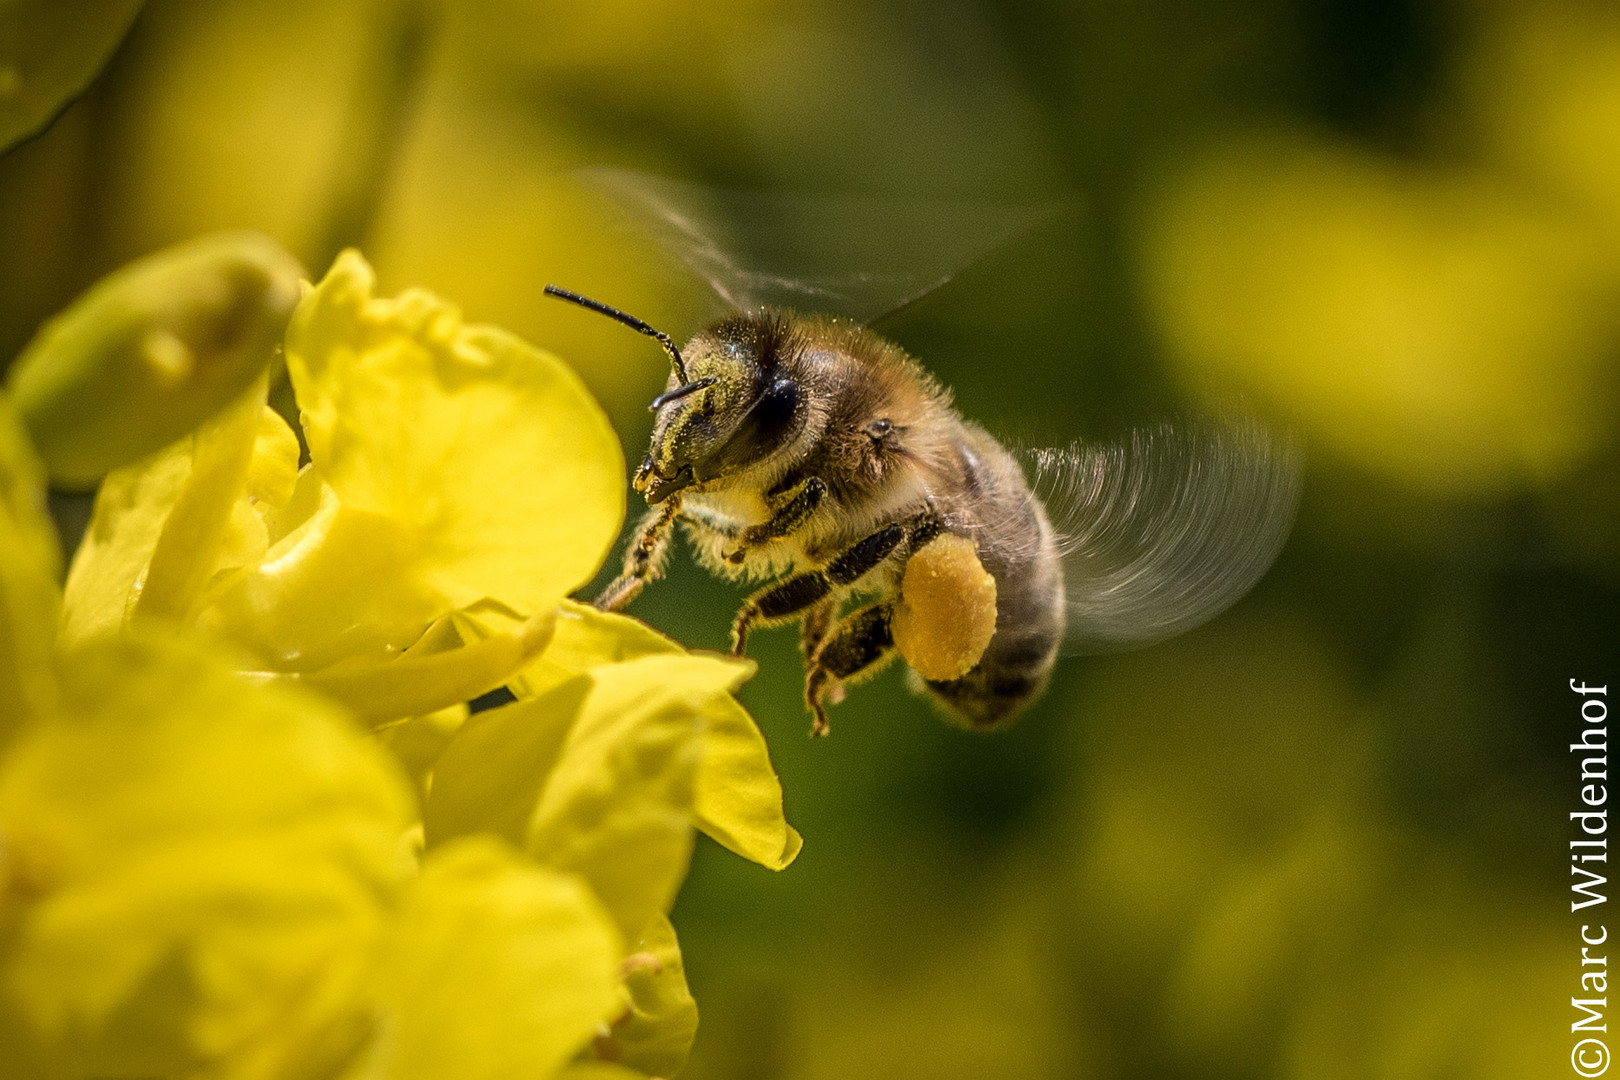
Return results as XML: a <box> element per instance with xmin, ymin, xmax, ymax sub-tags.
<box><xmin>544</xmin><ymin>284</ymin><xmax>691</xmax><ymax>383</ymax></box>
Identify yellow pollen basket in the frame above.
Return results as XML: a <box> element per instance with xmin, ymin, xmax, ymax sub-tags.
<box><xmin>892</xmin><ymin>533</ymin><xmax>998</xmax><ymax>681</ymax></box>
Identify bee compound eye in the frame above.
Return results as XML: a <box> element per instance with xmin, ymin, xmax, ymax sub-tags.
<box><xmin>753</xmin><ymin>376</ymin><xmax>799</xmax><ymax>429</ymax></box>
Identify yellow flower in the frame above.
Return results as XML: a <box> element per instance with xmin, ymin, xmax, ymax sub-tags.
<box><xmin>1</xmin><ymin>243</ymin><xmax>800</xmax><ymax>1080</ymax></box>
<box><xmin>64</xmin><ymin>249</ymin><xmax>624</xmax><ymax>717</ymax></box>
<box><xmin>57</xmin><ymin>248</ymin><xmax>801</xmax><ymax>879</ymax></box>
<box><xmin>426</xmin><ymin>635</ymin><xmax>767</xmax><ymax>929</ymax></box>
<box><xmin>1140</xmin><ymin>130</ymin><xmax>1619</xmax><ymax>493</ymax></box>
<box><xmin>0</xmin><ymin>637</ymin><xmax>628</xmax><ymax>1080</ymax></box>
<box><xmin>7</xmin><ymin>399</ymin><xmax>621</xmax><ymax>1080</ymax></box>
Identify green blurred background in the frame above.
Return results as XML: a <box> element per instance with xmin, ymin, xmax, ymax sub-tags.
<box><xmin>5</xmin><ymin>0</ymin><xmax>1618</xmax><ymax>1076</ymax></box>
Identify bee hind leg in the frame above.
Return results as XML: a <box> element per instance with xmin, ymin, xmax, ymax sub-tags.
<box><xmin>593</xmin><ymin>499</ymin><xmax>681</xmax><ymax>612</ymax></box>
<box><xmin>729</xmin><ymin>520</ymin><xmax>908</xmax><ymax>655</ymax></box>
<box><xmin>805</xmin><ymin>601</ymin><xmax>897</xmax><ymax>737</ymax></box>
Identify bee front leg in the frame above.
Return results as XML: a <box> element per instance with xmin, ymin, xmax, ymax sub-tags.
<box><xmin>723</xmin><ymin>476</ymin><xmax>826</xmax><ymax>564</ymax></box>
<box><xmin>730</xmin><ymin>519</ymin><xmax>908</xmax><ymax>656</ymax></box>
<box><xmin>805</xmin><ymin>601</ymin><xmax>897</xmax><ymax>737</ymax></box>
<box><xmin>593</xmin><ymin>498</ymin><xmax>682</xmax><ymax>612</ymax></box>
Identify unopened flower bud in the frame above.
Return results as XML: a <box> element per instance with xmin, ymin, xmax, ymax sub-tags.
<box><xmin>6</xmin><ymin>232</ymin><xmax>304</xmax><ymax>488</ymax></box>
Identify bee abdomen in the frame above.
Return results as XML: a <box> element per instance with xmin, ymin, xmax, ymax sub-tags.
<box><xmin>912</xmin><ymin>423</ymin><xmax>1066</xmax><ymax>729</ymax></box>
<box><xmin>919</xmin><ymin>628</ymin><xmax>1060</xmax><ymax>730</ymax></box>
<box><xmin>912</xmin><ymin>518</ymin><xmax>1065</xmax><ymax>731</ymax></box>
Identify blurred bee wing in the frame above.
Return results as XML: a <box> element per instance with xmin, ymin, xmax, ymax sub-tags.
<box><xmin>1025</xmin><ymin>419</ymin><xmax>1300</xmax><ymax>654</ymax></box>
<box><xmin>582</xmin><ymin>167</ymin><xmax>1060</xmax><ymax>323</ymax></box>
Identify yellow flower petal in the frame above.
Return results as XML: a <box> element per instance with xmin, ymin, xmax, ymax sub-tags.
<box><xmin>354</xmin><ymin>836</ymin><xmax>621</xmax><ymax>1080</ymax></box>
<box><xmin>694</xmin><ymin>693</ymin><xmax>804</xmax><ymax>871</ymax></box>
<box><xmin>461</xmin><ymin>601</ymin><xmax>801</xmax><ymax>870</ymax></box>
<box><xmin>257</xmin><ymin>609</ymin><xmax>557</xmax><ymax>724</ymax></box>
<box><xmin>128</xmin><ymin>376</ymin><xmax>268</xmax><ymax>629</ymax></box>
<box><xmin>197</xmin><ymin>477</ymin><xmax>444</xmax><ymax>671</ymax></box>
<box><xmin>490</xmin><ymin>599</ymin><xmax>691</xmax><ymax>701</ymax></box>
<box><xmin>211</xmin><ymin>405</ymin><xmax>303</xmax><ymax>575</ymax></box>
<box><xmin>423</xmin><ymin>674</ymin><xmax>587</xmax><ymax>857</ymax></box>
<box><xmin>525</xmin><ymin>653</ymin><xmax>748</xmax><ymax>938</ymax></box>
<box><xmin>375</xmin><ymin>704</ymin><xmax>469</xmax><ymax>803</ymax></box>
<box><xmin>606</xmin><ymin>911</ymin><xmax>699</xmax><ymax>1079</ymax></box>
<box><xmin>426</xmin><ymin>651</ymin><xmax>755</xmax><ymax>937</ymax></box>
<box><xmin>0</xmin><ymin>633</ymin><xmax>415</xmax><ymax>1080</ymax></box>
<box><xmin>0</xmin><ymin>395</ymin><xmax>60</xmax><ymax>734</ymax></box>
<box><xmin>60</xmin><ymin>440</ymin><xmax>192</xmax><ymax>649</ymax></box>
<box><xmin>283</xmin><ymin>250</ymin><xmax>625</xmax><ymax>616</ymax></box>
<box><xmin>5</xmin><ymin>233</ymin><xmax>302</xmax><ymax>488</ymax></box>
<box><xmin>61</xmin><ymin>395</ymin><xmax>293</xmax><ymax>651</ymax></box>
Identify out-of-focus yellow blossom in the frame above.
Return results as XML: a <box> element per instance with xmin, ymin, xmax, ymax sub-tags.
<box><xmin>0</xmin><ymin>632</ymin><xmax>418</xmax><ymax>1080</ymax></box>
<box><xmin>0</xmin><ymin>396</ymin><xmax>59</xmax><ymax>735</ymax></box>
<box><xmin>6</xmin><ymin>232</ymin><xmax>303</xmax><ymax>489</ymax></box>
<box><xmin>376</xmin><ymin>703</ymin><xmax>469</xmax><ymax>802</ymax></box>
<box><xmin>59</xmin><ymin>382</ymin><xmax>276</xmax><ymax>645</ymax></box>
<box><xmin>1139</xmin><ymin>130</ymin><xmax>1620</xmax><ymax>494</ymax></box>
<box><xmin>0</xmin><ymin>627</ymin><xmax>634</xmax><ymax>1080</ymax></box>
<box><xmin>352</xmin><ymin>835</ymin><xmax>622</xmax><ymax>1080</ymax></box>
<box><xmin>1463</xmin><ymin>3</ymin><xmax>1620</xmax><ymax>238</ymax></box>
<box><xmin>606</xmin><ymin>911</ymin><xmax>700</xmax><ymax>1079</ymax></box>
<box><xmin>63</xmin><ymin>249</ymin><xmax>623</xmax><ymax>719</ymax></box>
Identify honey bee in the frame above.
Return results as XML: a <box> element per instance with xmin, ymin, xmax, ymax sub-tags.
<box><xmin>545</xmin><ymin>171</ymin><xmax>1297</xmax><ymax>735</ymax></box>
<box><xmin>545</xmin><ymin>284</ymin><xmax>1298</xmax><ymax>736</ymax></box>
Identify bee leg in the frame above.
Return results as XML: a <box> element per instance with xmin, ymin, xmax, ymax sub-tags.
<box><xmin>730</xmin><ymin>572</ymin><xmax>835</xmax><ymax>657</ymax></box>
<box><xmin>730</xmin><ymin>519</ymin><xmax>908</xmax><ymax>655</ymax></box>
<box><xmin>724</xmin><ymin>476</ymin><xmax>826</xmax><ymax>564</ymax></box>
<box><xmin>680</xmin><ymin>501</ymin><xmax>740</xmax><ymax>539</ymax></box>
<box><xmin>805</xmin><ymin>601</ymin><xmax>896</xmax><ymax>737</ymax></box>
<box><xmin>593</xmin><ymin>498</ymin><xmax>682</xmax><ymax>612</ymax></box>
<box><xmin>800</xmin><ymin>597</ymin><xmax>837</xmax><ymax>661</ymax></box>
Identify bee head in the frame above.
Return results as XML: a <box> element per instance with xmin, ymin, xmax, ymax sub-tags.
<box><xmin>543</xmin><ymin>287</ymin><xmax>804</xmax><ymax>504</ymax></box>
<box><xmin>636</xmin><ymin>315</ymin><xmax>803</xmax><ymax>502</ymax></box>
